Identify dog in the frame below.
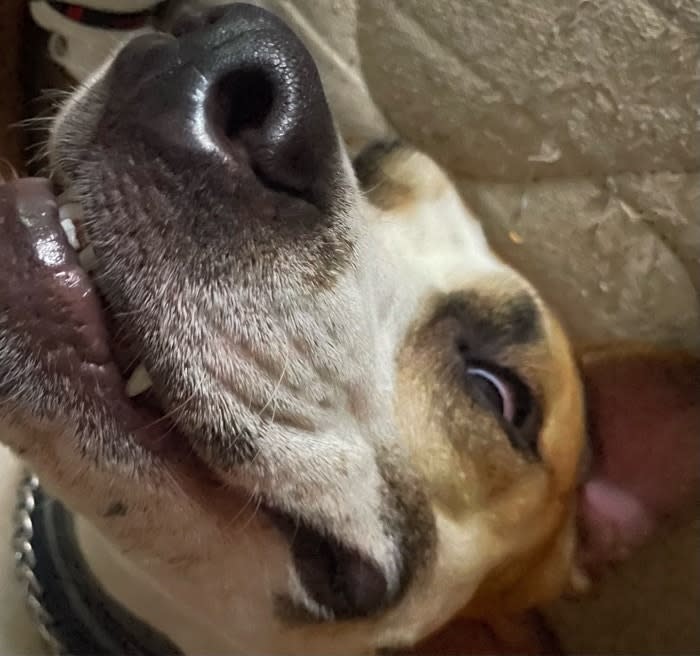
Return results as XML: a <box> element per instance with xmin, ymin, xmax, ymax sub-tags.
<box><xmin>1</xmin><ymin>4</ymin><xmax>698</xmax><ymax>654</ymax></box>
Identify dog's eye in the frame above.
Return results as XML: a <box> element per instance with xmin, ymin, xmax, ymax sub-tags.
<box><xmin>466</xmin><ymin>366</ymin><xmax>516</xmax><ymax>422</ymax></box>
<box><xmin>464</xmin><ymin>363</ymin><xmax>538</xmax><ymax>454</ymax></box>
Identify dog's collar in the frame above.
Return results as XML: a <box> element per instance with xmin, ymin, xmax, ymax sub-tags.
<box><xmin>41</xmin><ymin>1</ymin><xmax>161</xmax><ymax>30</ymax></box>
<box><xmin>13</xmin><ymin>473</ymin><xmax>182</xmax><ymax>656</ymax></box>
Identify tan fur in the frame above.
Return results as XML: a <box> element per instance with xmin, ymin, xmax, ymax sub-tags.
<box><xmin>392</xmin><ymin>277</ymin><xmax>585</xmax><ymax>620</ymax></box>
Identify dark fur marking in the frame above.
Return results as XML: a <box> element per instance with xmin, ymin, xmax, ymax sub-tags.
<box><xmin>433</xmin><ymin>290</ymin><xmax>541</xmax><ymax>358</ymax></box>
<box><xmin>377</xmin><ymin>454</ymin><xmax>437</xmax><ymax>600</ymax></box>
<box><xmin>352</xmin><ymin>139</ymin><xmax>403</xmax><ymax>189</ymax></box>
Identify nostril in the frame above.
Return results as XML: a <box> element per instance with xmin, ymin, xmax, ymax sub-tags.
<box><xmin>143</xmin><ymin>3</ymin><xmax>340</xmax><ymax>208</ymax></box>
<box><xmin>210</xmin><ymin>69</ymin><xmax>276</xmax><ymax>139</ymax></box>
<box><xmin>207</xmin><ymin>66</ymin><xmax>324</xmax><ymax>204</ymax></box>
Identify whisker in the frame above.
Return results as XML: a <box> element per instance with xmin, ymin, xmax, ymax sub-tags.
<box><xmin>248</xmin><ymin>339</ymin><xmax>291</xmax><ymax>466</ymax></box>
<box><xmin>223</xmin><ymin>483</ymin><xmax>261</xmax><ymax>534</ymax></box>
<box><xmin>235</xmin><ymin>491</ymin><xmax>264</xmax><ymax>536</ymax></box>
<box><xmin>0</xmin><ymin>158</ymin><xmax>19</xmax><ymax>182</ymax></box>
<box><xmin>255</xmin><ymin>337</ymin><xmax>291</xmax><ymax>422</ymax></box>
<box><xmin>135</xmin><ymin>390</ymin><xmax>197</xmax><ymax>433</ymax></box>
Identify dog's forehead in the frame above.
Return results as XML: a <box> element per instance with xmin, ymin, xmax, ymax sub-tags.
<box><xmin>371</xmin><ymin>163</ymin><xmax>506</xmax><ymax>294</ymax></box>
<box><xmin>363</xmin><ymin>147</ymin><xmax>541</xmax><ymax>339</ymax></box>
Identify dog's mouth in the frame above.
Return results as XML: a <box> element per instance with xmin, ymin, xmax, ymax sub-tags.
<box><xmin>2</xmin><ymin>176</ymin><xmax>215</xmax><ymax>471</ymax></box>
<box><xmin>1</xmin><ymin>178</ymin><xmax>163</xmax><ymax>441</ymax></box>
<box><xmin>53</xmin><ymin>190</ymin><xmax>161</xmax><ymax>416</ymax></box>
<box><xmin>2</xmin><ymin>174</ymin><xmax>393</xmax><ymax>621</ymax></box>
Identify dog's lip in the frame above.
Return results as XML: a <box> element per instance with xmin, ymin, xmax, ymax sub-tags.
<box><xmin>1</xmin><ymin>177</ymin><xmax>192</xmax><ymax>460</ymax></box>
<box><xmin>1</xmin><ymin>178</ymin><xmax>265</xmax><ymax>530</ymax></box>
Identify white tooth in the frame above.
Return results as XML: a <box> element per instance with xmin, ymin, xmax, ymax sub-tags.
<box><xmin>126</xmin><ymin>364</ymin><xmax>153</xmax><ymax>398</ymax></box>
<box><xmin>59</xmin><ymin>201</ymin><xmax>84</xmax><ymax>223</ymax></box>
<box><xmin>78</xmin><ymin>245</ymin><xmax>97</xmax><ymax>271</ymax></box>
<box><xmin>59</xmin><ymin>203</ymin><xmax>84</xmax><ymax>250</ymax></box>
<box><xmin>59</xmin><ymin>218</ymin><xmax>81</xmax><ymax>250</ymax></box>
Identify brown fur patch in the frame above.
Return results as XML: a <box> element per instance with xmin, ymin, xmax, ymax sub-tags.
<box><xmin>394</xmin><ymin>276</ymin><xmax>585</xmax><ymax>614</ymax></box>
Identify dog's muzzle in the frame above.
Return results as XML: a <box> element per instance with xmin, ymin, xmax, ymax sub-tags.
<box><xmin>31</xmin><ymin>2</ymin><xmax>393</xmax><ymax>621</ymax></box>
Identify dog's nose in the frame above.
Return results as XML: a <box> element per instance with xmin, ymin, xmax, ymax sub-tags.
<box><xmin>107</xmin><ymin>3</ymin><xmax>339</xmax><ymax>206</ymax></box>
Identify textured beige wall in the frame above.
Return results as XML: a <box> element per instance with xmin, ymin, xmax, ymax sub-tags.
<box><xmin>357</xmin><ymin>1</ymin><xmax>699</xmax><ymax>180</ymax></box>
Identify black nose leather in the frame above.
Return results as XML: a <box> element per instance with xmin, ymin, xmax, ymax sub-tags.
<box><xmin>107</xmin><ymin>3</ymin><xmax>339</xmax><ymax>206</ymax></box>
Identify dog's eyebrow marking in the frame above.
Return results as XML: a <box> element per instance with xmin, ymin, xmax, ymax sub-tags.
<box><xmin>353</xmin><ymin>139</ymin><xmax>402</xmax><ymax>186</ymax></box>
<box><xmin>352</xmin><ymin>139</ymin><xmax>415</xmax><ymax>210</ymax></box>
<box><xmin>494</xmin><ymin>292</ymin><xmax>541</xmax><ymax>346</ymax></box>
<box><xmin>103</xmin><ymin>501</ymin><xmax>128</xmax><ymax>517</ymax></box>
<box><xmin>431</xmin><ymin>290</ymin><xmax>541</xmax><ymax>354</ymax></box>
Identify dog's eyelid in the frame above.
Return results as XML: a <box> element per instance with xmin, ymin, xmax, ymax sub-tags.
<box><xmin>461</xmin><ymin>356</ymin><xmax>541</xmax><ymax>457</ymax></box>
